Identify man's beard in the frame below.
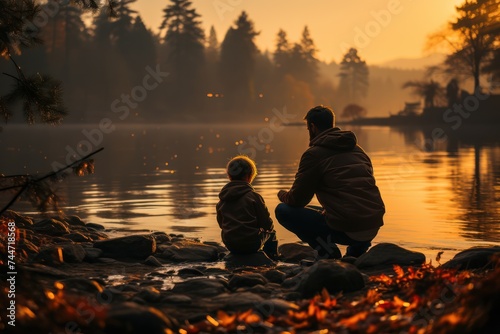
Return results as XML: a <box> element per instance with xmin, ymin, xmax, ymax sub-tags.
<box><xmin>308</xmin><ymin>129</ymin><xmax>316</xmax><ymax>141</ymax></box>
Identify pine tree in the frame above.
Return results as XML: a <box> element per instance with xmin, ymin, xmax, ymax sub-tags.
<box><xmin>219</xmin><ymin>11</ymin><xmax>259</xmax><ymax>112</ymax></box>
<box><xmin>299</xmin><ymin>26</ymin><xmax>318</xmax><ymax>83</ymax></box>
<box><xmin>159</xmin><ymin>0</ymin><xmax>205</xmax><ymax>115</ymax></box>
<box><xmin>273</xmin><ymin>29</ymin><xmax>291</xmax><ymax>79</ymax></box>
<box><xmin>338</xmin><ymin>48</ymin><xmax>369</xmax><ymax>104</ymax></box>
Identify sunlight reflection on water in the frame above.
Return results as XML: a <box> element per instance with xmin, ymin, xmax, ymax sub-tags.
<box><xmin>1</xmin><ymin>123</ymin><xmax>499</xmax><ymax>262</ymax></box>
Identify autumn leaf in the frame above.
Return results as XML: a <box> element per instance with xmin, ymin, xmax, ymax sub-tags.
<box><xmin>393</xmin><ymin>265</ymin><xmax>405</xmax><ymax>279</ymax></box>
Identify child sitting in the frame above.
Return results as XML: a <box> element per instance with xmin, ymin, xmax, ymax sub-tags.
<box><xmin>216</xmin><ymin>155</ymin><xmax>279</xmax><ymax>260</ymax></box>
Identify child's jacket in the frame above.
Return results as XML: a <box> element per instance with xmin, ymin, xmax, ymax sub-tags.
<box><xmin>216</xmin><ymin>180</ymin><xmax>274</xmax><ymax>253</ymax></box>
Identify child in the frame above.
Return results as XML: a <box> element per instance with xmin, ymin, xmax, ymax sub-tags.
<box><xmin>216</xmin><ymin>155</ymin><xmax>279</xmax><ymax>260</ymax></box>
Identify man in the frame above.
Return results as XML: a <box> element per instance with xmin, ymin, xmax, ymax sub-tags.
<box><xmin>276</xmin><ymin>105</ymin><xmax>385</xmax><ymax>259</ymax></box>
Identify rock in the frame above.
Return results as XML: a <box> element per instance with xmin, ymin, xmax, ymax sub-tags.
<box><xmin>211</xmin><ymin>292</ymin><xmax>264</xmax><ymax>310</ymax></box>
<box><xmin>162</xmin><ymin>294</ymin><xmax>192</xmax><ymax>305</ymax></box>
<box><xmin>59</xmin><ymin>278</ymin><xmax>104</xmax><ymax>294</ymax></box>
<box><xmin>223</xmin><ymin>251</ymin><xmax>275</xmax><ymax>268</ymax></box>
<box><xmin>105</xmin><ymin>302</ymin><xmax>175</xmax><ymax>334</ymax></box>
<box><xmin>158</xmin><ymin>240</ymin><xmax>219</xmax><ymax>262</ymax></box>
<box><xmin>178</xmin><ymin>268</ymin><xmax>205</xmax><ymax>278</ymax></box>
<box><xmin>86</xmin><ymin>222</ymin><xmax>105</xmax><ymax>230</ymax></box>
<box><xmin>144</xmin><ymin>255</ymin><xmax>163</xmax><ymax>267</ymax></box>
<box><xmin>20</xmin><ymin>263</ymin><xmax>70</xmax><ymax>278</ymax></box>
<box><xmin>99</xmin><ymin>287</ymin><xmax>129</xmax><ymax>303</ymax></box>
<box><xmin>2</xmin><ymin>210</ymin><xmax>33</xmax><ymax>227</ymax></box>
<box><xmin>228</xmin><ymin>273</ymin><xmax>268</xmax><ymax>290</ymax></box>
<box><xmin>64</xmin><ymin>215</ymin><xmax>86</xmax><ymax>227</ymax></box>
<box><xmin>441</xmin><ymin>246</ymin><xmax>500</xmax><ymax>270</ymax></box>
<box><xmin>285</xmin><ymin>259</ymin><xmax>365</xmax><ymax>298</ymax></box>
<box><xmin>33</xmin><ymin>218</ymin><xmax>70</xmax><ymax>236</ymax></box>
<box><xmin>279</xmin><ymin>243</ymin><xmax>317</xmax><ymax>263</ymax></box>
<box><xmin>98</xmin><ymin>258</ymin><xmax>118</xmax><ymax>264</ymax></box>
<box><xmin>87</xmin><ymin>231</ymin><xmax>109</xmax><ymax>241</ymax></box>
<box><xmin>94</xmin><ymin>235</ymin><xmax>156</xmax><ymax>260</ymax></box>
<box><xmin>354</xmin><ymin>243</ymin><xmax>426</xmax><ymax>269</ymax></box>
<box><xmin>84</xmin><ymin>247</ymin><xmax>103</xmax><ymax>261</ymax></box>
<box><xmin>18</xmin><ymin>239</ymin><xmax>39</xmax><ymax>256</ymax></box>
<box><xmin>254</xmin><ymin>298</ymin><xmax>300</xmax><ymax>315</ymax></box>
<box><xmin>203</xmin><ymin>241</ymin><xmax>228</xmax><ymax>253</ymax></box>
<box><xmin>151</xmin><ymin>231</ymin><xmax>171</xmax><ymax>244</ymax></box>
<box><xmin>171</xmin><ymin>278</ymin><xmax>228</xmax><ymax>297</ymax></box>
<box><xmin>263</xmin><ymin>269</ymin><xmax>287</xmax><ymax>284</ymax></box>
<box><xmin>133</xmin><ymin>287</ymin><xmax>162</xmax><ymax>303</ymax></box>
<box><xmin>35</xmin><ymin>244</ymin><xmax>86</xmax><ymax>264</ymax></box>
<box><xmin>341</xmin><ymin>256</ymin><xmax>357</xmax><ymax>264</ymax></box>
<box><xmin>64</xmin><ymin>232</ymin><xmax>93</xmax><ymax>243</ymax></box>
<box><xmin>205</xmin><ymin>267</ymin><xmax>230</xmax><ymax>276</ymax></box>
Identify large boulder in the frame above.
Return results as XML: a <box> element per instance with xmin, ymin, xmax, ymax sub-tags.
<box><xmin>284</xmin><ymin>259</ymin><xmax>365</xmax><ymax>297</ymax></box>
<box><xmin>158</xmin><ymin>240</ymin><xmax>219</xmax><ymax>262</ymax></box>
<box><xmin>93</xmin><ymin>235</ymin><xmax>156</xmax><ymax>260</ymax></box>
<box><xmin>279</xmin><ymin>243</ymin><xmax>316</xmax><ymax>263</ymax></box>
<box><xmin>441</xmin><ymin>246</ymin><xmax>500</xmax><ymax>270</ymax></box>
<box><xmin>354</xmin><ymin>243</ymin><xmax>426</xmax><ymax>269</ymax></box>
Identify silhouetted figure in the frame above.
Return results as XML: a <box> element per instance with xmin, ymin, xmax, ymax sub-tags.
<box><xmin>276</xmin><ymin>105</ymin><xmax>385</xmax><ymax>259</ymax></box>
<box><xmin>216</xmin><ymin>156</ymin><xmax>279</xmax><ymax>260</ymax></box>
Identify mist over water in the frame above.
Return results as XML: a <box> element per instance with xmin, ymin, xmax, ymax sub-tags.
<box><xmin>1</xmin><ymin>123</ymin><xmax>499</xmax><ymax>262</ymax></box>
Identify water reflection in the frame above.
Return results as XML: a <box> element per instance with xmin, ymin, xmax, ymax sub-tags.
<box><xmin>1</xmin><ymin>124</ymin><xmax>499</xmax><ymax>260</ymax></box>
<box><xmin>394</xmin><ymin>125</ymin><xmax>500</xmax><ymax>244</ymax></box>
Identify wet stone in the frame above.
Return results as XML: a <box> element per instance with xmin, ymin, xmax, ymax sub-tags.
<box><xmin>33</xmin><ymin>218</ymin><xmax>70</xmax><ymax>236</ymax></box>
<box><xmin>354</xmin><ymin>243</ymin><xmax>426</xmax><ymax>269</ymax></box>
<box><xmin>288</xmin><ymin>259</ymin><xmax>365</xmax><ymax>298</ymax></box>
<box><xmin>228</xmin><ymin>273</ymin><xmax>268</xmax><ymax>290</ymax></box>
<box><xmin>441</xmin><ymin>246</ymin><xmax>500</xmax><ymax>270</ymax></box>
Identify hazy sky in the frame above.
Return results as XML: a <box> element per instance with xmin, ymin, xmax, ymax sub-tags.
<box><xmin>132</xmin><ymin>0</ymin><xmax>464</xmax><ymax>65</ymax></box>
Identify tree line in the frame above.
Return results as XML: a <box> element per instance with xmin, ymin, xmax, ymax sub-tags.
<box><xmin>1</xmin><ymin>0</ymin><xmax>497</xmax><ymax>125</ymax></box>
<box><xmin>0</xmin><ymin>0</ymin><xmax>373</xmax><ymax>123</ymax></box>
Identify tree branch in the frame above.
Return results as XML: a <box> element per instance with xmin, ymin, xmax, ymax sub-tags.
<box><xmin>0</xmin><ymin>147</ymin><xmax>104</xmax><ymax>215</ymax></box>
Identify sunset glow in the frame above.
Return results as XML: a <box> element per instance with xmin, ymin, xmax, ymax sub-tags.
<box><xmin>132</xmin><ymin>0</ymin><xmax>465</xmax><ymax>64</ymax></box>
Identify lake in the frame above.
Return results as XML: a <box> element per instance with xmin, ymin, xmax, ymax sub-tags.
<box><xmin>1</xmin><ymin>123</ymin><xmax>499</xmax><ymax>262</ymax></box>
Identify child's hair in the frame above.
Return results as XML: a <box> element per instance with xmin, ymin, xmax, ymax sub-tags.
<box><xmin>226</xmin><ymin>155</ymin><xmax>258</xmax><ymax>182</ymax></box>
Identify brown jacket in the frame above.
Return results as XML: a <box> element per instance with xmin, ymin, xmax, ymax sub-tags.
<box><xmin>279</xmin><ymin>127</ymin><xmax>385</xmax><ymax>232</ymax></box>
<box><xmin>216</xmin><ymin>180</ymin><xmax>274</xmax><ymax>253</ymax></box>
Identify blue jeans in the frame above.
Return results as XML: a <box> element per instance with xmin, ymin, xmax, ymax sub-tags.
<box><xmin>275</xmin><ymin>203</ymin><xmax>372</xmax><ymax>259</ymax></box>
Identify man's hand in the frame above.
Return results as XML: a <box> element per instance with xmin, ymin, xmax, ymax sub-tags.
<box><xmin>277</xmin><ymin>190</ymin><xmax>287</xmax><ymax>202</ymax></box>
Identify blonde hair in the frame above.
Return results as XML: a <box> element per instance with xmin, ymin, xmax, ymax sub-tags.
<box><xmin>226</xmin><ymin>155</ymin><xmax>258</xmax><ymax>183</ymax></box>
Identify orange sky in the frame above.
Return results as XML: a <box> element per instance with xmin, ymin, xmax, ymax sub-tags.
<box><xmin>132</xmin><ymin>0</ymin><xmax>464</xmax><ymax>65</ymax></box>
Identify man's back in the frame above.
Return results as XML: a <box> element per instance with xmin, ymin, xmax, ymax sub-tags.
<box><xmin>309</xmin><ymin>128</ymin><xmax>385</xmax><ymax>231</ymax></box>
<box><xmin>280</xmin><ymin>127</ymin><xmax>385</xmax><ymax>232</ymax></box>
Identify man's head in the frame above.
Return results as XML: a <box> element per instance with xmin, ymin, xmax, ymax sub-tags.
<box><xmin>226</xmin><ymin>155</ymin><xmax>258</xmax><ymax>183</ymax></box>
<box><xmin>304</xmin><ymin>105</ymin><xmax>336</xmax><ymax>140</ymax></box>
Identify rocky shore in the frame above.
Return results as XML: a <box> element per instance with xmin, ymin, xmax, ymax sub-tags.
<box><xmin>1</xmin><ymin>210</ymin><xmax>499</xmax><ymax>333</ymax></box>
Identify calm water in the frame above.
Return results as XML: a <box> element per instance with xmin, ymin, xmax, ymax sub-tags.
<box><xmin>1</xmin><ymin>123</ymin><xmax>499</xmax><ymax>262</ymax></box>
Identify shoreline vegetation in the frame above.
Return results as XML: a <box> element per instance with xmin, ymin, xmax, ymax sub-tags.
<box><xmin>1</xmin><ymin>211</ymin><xmax>499</xmax><ymax>333</ymax></box>
<box><xmin>340</xmin><ymin>94</ymin><xmax>500</xmax><ymax>129</ymax></box>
